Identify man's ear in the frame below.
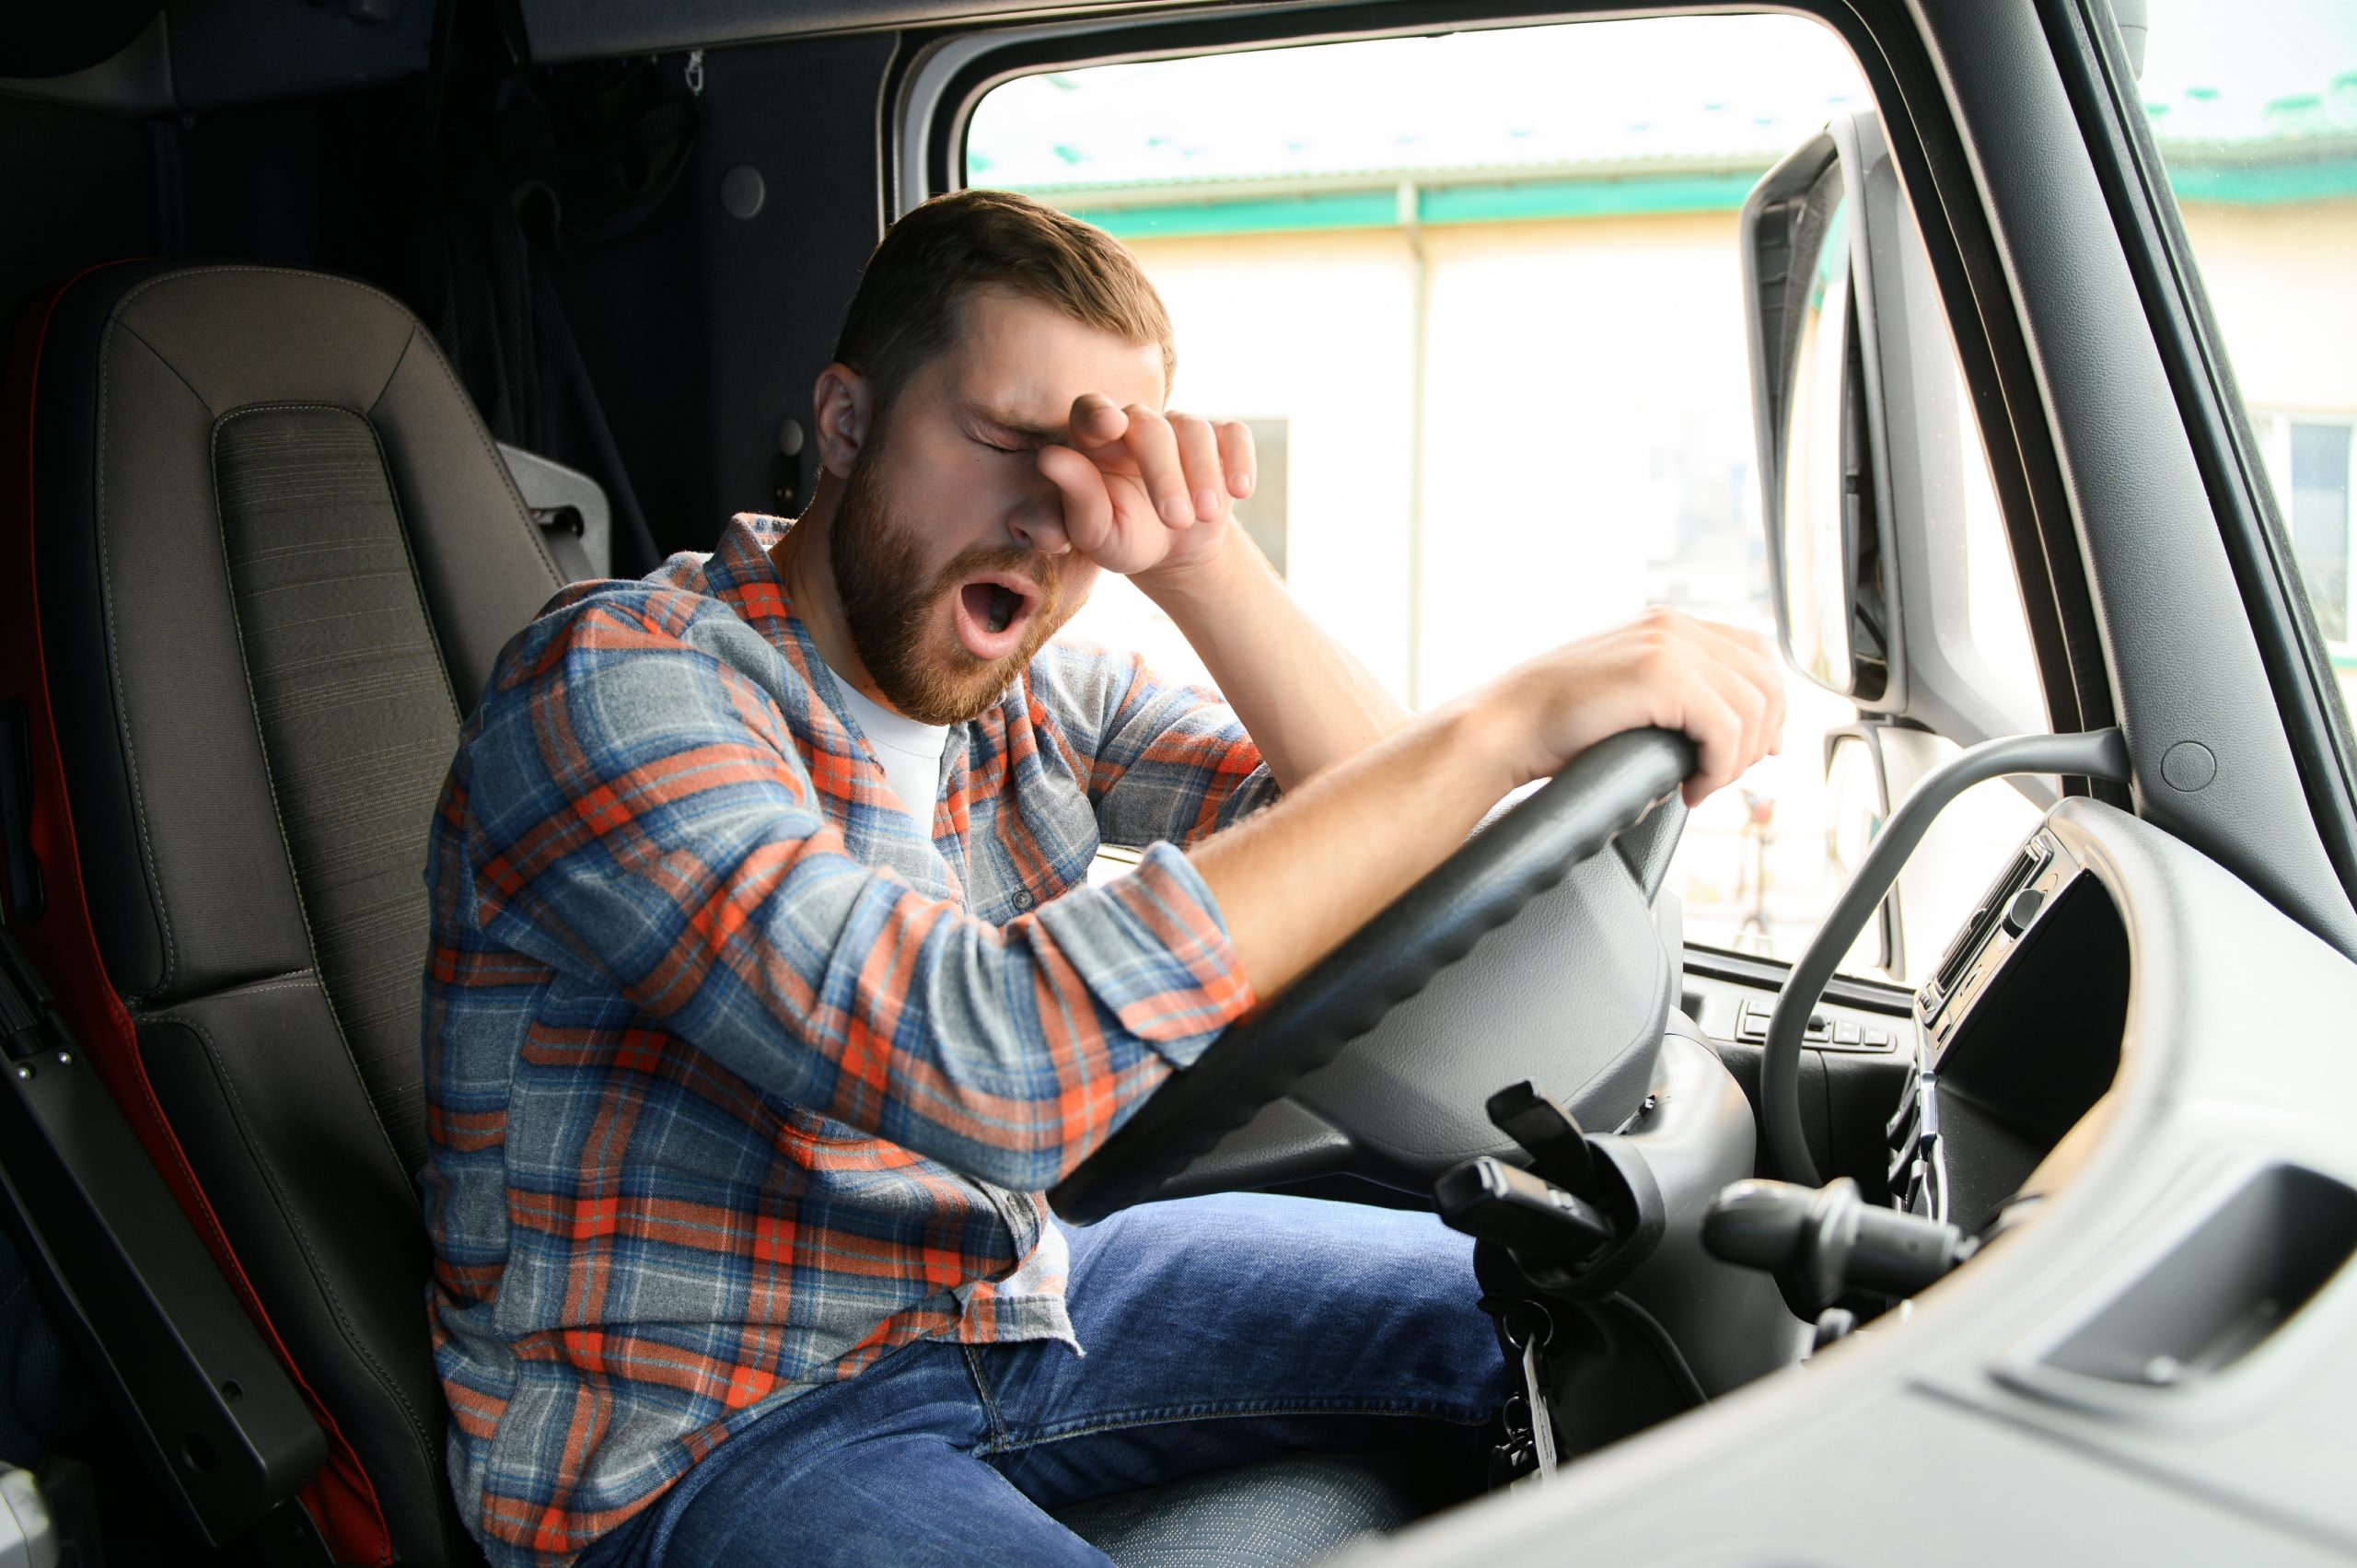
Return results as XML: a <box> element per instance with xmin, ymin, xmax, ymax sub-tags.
<box><xmin>811</xmin><ymin>364</ymin><xmax>874</xmax><ymax>480</ymax></box>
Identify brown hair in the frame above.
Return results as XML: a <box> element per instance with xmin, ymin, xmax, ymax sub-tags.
<box><xmin>832</xmin><ymin>188</ymin><xmax>1175</xmax><ymax>407</ymax></box>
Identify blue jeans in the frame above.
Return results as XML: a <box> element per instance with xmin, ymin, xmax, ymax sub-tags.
<box><xmin>575</xmin><ymin>1193</ymin><xmax>1506</xmax><ymax>1567</ymax></box>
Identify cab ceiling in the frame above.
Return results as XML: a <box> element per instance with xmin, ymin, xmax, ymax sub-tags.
<box><xmin>0</xmin><ymin>0</ymin><xmax>1236</xmax><ymax>112</ymax></box>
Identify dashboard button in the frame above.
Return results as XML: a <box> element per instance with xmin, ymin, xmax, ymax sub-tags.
<box><xmin>2003</xmin><ymin>887</ymin><xmax>2045</xmax><ymax>937</ymax></box>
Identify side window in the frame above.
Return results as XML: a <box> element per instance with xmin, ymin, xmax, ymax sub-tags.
<box><xmin>2256</xmin><ymin>412</ymin><xmax>2355</xmax><ymax>645</ymax></box>
<box><xmin>2134</xmin><ymin>3</ymin><xmax>2357</xmax><ymax>721</ymax></box>
<box><xmin>967</xmin><ymin>15</ymin><xmax>2043</xmax><ymax>981</ymax></box>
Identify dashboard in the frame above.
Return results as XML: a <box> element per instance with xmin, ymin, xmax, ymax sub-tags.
<box><xmin>1351</xmin><ymin>796</ymin><xmax>2357</xmax><ymax>1568</ymax></box>
<box><xmin>1893</xmin><ymin>822</ymin><xmax>2131</xmax><ymax>1231</ymax></box>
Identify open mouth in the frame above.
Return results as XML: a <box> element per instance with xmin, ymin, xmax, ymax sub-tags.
<box><xmin>983</xmin><ymin>583</ymin><xmax>1017</xmax><ymax>633</ymax></box>
<box><xmin>951</xmin><ymin>572</ymin><xmax>1044</xmax><ymax>660</ymax></box>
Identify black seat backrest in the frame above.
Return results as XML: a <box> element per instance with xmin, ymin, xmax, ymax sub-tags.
<box><xmin>15</xmin><ymin>261</ymin><xmax>568</xmax><ymax>1564</ymax></box>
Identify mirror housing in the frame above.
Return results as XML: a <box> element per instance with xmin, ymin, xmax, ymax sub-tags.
<box><xmin>1743</xmin><ymin>110</ymin><xmax>2046</xmax><ymax>743</ymax></box>
<box><xmin>1743</xmin><ymin>113</ymin><xmax>1902</xmax><ymax>709</ymax></box>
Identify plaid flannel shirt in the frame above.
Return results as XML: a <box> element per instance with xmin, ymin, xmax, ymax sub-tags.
<box><xmin>421</xmin><ymin>514</ymin><xmax>1276</xmax><ymax>1566</ymax></box>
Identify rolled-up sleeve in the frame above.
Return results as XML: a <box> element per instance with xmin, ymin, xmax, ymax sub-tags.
<box><xmin>459</xmin><ymin>592</ymin><xmax>1255</xmax><ymax>1192</ymax></box>
<box><xmin>1085</xmin><ymin>652</ymin><xmax>1281</xmax><ymax>850</ymax></box>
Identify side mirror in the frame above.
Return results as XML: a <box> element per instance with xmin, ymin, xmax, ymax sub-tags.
<box><xmin>1743</xmin><ymin>111</ymin><xmax>2045</xmax><ymax>744</ymax></box>
<box><xmin>1741</xmin><ymin>112</ymin><xmax>1902</xmax><ymax>708</ymax></box>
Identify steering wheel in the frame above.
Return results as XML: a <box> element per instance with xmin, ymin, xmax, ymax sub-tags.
<box><xmin>1049</xmin><ymin>726</ymin><xmax>1698</xmax><ymax>1224</ymax></box>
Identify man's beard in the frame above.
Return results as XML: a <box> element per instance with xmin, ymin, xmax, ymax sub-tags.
<box><xmin>829</xmin><ymin>423</ymin><xmax>1072</xmax><ymax>725</ymax></box>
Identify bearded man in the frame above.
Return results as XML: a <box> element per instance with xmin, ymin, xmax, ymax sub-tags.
<box><xmin>421</xmin><ymin>188</ymin><xmax>1783</xmax><ymax>1568</ymax></box>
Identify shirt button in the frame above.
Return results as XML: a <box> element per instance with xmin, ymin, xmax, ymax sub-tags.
<box><xmin>1011</xmin><ymin>889</ymin><xmax>1033</xmax><ymax>910</ymax></box>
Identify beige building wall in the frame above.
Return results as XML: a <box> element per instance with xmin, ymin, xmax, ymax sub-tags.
<box><xmin>2177</xmin><ymin>197</ymin><xmax>2357</xmax><ymax>710</ymax></box>
<box><xmin>1063</xmin><ymin>227</ymin><xmax>1420</xmax><ymax>696</ymax></box>
<box><xmin>1414</xmin><ymin>210</ymin><xmax>1753</xmax><ymax>703</ymax></box>
<box><xmin>1070</xmin><ymin>195</ymin><xmax>2357</xmax><ymax>964</ymax></box>
<box><xmin>1088</xmin><ymin>199</ymin><xmax>2357</xmax><ymax>686</ymax></box>
<box><xmin>1081</xmin><ymin>211</ymin><xmax>1763</xmax><ymax>706</ymax></box>
<box><xmin>2179</xmin><ymin>199</ymin><xmax>2357</xmax><ymax>415</ymax></box>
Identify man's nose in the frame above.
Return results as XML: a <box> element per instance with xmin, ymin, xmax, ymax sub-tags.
<box><xmin>1006</xmin><ymin>495</ymin><xmax>1072</xmax><ymax>557</ymax></box>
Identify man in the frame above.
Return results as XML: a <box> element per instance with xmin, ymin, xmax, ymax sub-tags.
<box><xmin>422</xmin><ymin>188</ymin><xmax>1783</xmax><ymax>1568</ymax></box>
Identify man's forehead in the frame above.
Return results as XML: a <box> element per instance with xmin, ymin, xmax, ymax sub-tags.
<box><xmin>946</xmin><ymin>287</ymin><xmax>1166</xmax><ymax>424</ymax></box>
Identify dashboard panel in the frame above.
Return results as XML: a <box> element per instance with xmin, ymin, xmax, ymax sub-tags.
<box><xmin>1352</xmin><ymin>798</ymin><xmax>2357</xmax><ymax>1568</ymax></box>
<box><xmin>1889</xmin><ymin>822</ymin><xmax>2131</xmax><ymax>1231</ymax></box>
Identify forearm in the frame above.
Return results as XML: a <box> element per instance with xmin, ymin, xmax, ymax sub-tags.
<box><xmin>1190</xmin><ymin>694</ymin><xmax>1515</xmax><ymax>998</ymax></box>
<box><xmin>1183</xmin><ymin>598</ymin><xmax>1791</xmax><ymax>999</ymax></box>
<box><xmin>1138</xmin><ymin>527</ymin><xmax>1408</xmax><ymax>790</ymax></box>
<box><xmin>489</xmin><ymin>825</ymin><xmax>1245</xmax><ymax>1191</ymax></box>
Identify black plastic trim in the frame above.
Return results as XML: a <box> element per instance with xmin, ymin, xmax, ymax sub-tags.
<box><xmin>0</xmin><ymin>698</ymin><xmax>44</xmax><ymax>924</ymax></box>
<box><xmin>0</xmin><ymin>949</ymin><xmax>324</xmax><ymax>1546</ymax></box>
<box><xmin>1764</xmin><ymin>729</ymin><xmax>2131</xmax><ymax>1186</ymax></box>
<box><xmin>1681</xmin><ymin>945</ymin><xmax>1914</xmax><ymax>1017</ymax></box>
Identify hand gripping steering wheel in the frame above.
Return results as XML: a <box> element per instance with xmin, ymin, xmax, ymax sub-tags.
<box><xmin>1049</xmin><ymin>726</ymin><xmax>1698</xmax><ymax>1225</ymax></box>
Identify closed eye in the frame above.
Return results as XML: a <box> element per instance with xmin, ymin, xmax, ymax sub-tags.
<box><xmin>961</xmin><ymin>404</ymin><xmax>1061</xmax><ymax>452</ymax></box>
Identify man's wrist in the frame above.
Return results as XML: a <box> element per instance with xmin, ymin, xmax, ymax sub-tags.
<box><xmin>1442</xmin><ymin>682</ymin><xmax>1541</xmax><ymax>798</ymax></box>
<box><xmin>1130</xmin><ymin>520</ymin><xmax>1260</xmax><ymax>614</ymax></box>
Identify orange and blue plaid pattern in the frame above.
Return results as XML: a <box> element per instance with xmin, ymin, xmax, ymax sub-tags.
<box><xmin>421</xmin><ymin>515</ymin><xmax>1273</xmax><ymax>1565</ymax></box>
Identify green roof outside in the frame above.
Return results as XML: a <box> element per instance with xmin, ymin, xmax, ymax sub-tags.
<box><xmin>967</xmin><ymin>3</ymin><xmax>2357</xmax><ymax>234</ymax></box>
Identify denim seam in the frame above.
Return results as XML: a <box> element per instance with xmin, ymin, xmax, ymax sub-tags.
<box><xmin>977</xmin><ymin>1398</ymin><xmax>1493</xmax><ymax>1457</ymax></box>
<box><xmin>960</xmin><ymin>1344</ymin><xmax>1009</xmax><ymax>1446</ymax></box>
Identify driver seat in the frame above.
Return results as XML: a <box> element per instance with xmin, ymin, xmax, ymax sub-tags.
<box><xmin>1</xmin><ymin>261</ymin><xmax>1428</xmax><ymax>1564</ymax></box>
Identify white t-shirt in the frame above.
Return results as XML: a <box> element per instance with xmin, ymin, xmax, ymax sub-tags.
<box><xmin>827</xmin><ymin>664</ymin><xmax>950</xmax><ymax>831</ymax></box>
<box><xmin>828</xmin><ymin>663</ymin><xmax>1035</xmax><ymax>1311</ymax></box>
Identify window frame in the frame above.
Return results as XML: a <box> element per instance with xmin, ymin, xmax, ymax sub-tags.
<box><xmin>890</xmin><ymin>0</ymin><xmax>2116</xmax><ymax>782</ymax></box>
<box><xmin>901</xmin><ymin>1</ymin><xmax>2113</xmax><ymax>995</ymax></box>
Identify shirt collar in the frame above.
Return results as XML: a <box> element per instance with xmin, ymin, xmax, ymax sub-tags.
<box><xmin>700</xmin><ymin>511</ymin><xmax>842</xmax><ymax>699</ymax></box>
<box><xmin>699</xmin><ymin>509</ymin><xmax>1029</xmax><ymax>744</ymax></box>
<box><xmin>702</xmin><ymin>511</ymin><xmax>795</xmax><ymax>630</ymax></box>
